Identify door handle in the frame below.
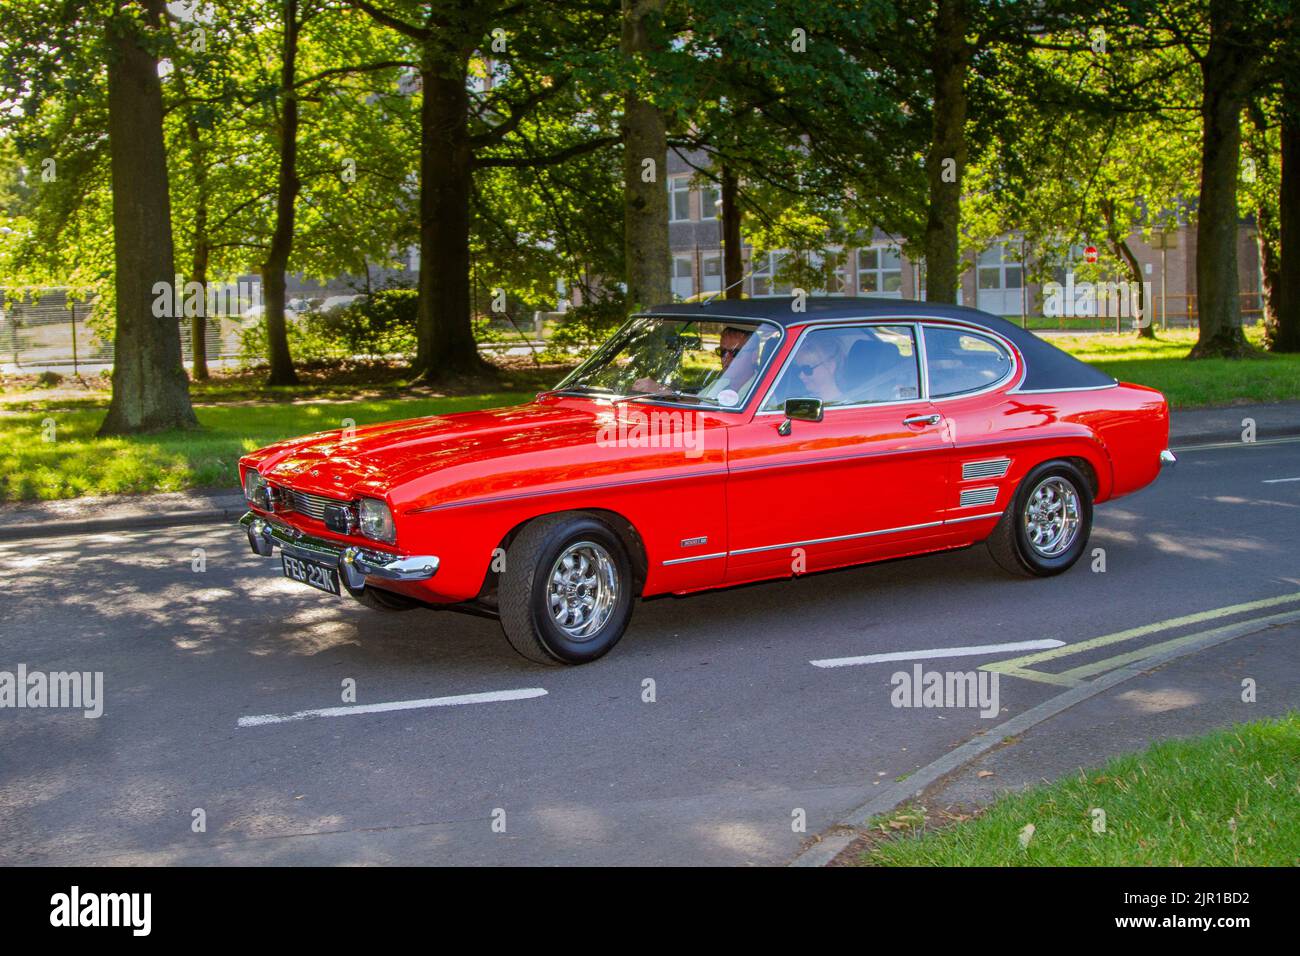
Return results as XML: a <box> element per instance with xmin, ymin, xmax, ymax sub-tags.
<box><xmin>903</xmin><ymin>413</ymin><xmax>941</xmax><ymax>426</ymax></box>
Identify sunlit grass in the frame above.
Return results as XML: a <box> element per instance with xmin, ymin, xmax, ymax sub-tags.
<box><xmin>859</xmin><ymin>713</ymin><xmax>1300</xmax><ymax>866</ymax></box>
<box><xmin>0</xmin><ymin>393</ymin><xmax>532</xmax><ymax>501</ymax></box>
<box><xmin>1051</xmin><ymin>327</ymin><xmax>1300</xmax><ymax>408</ymax></box>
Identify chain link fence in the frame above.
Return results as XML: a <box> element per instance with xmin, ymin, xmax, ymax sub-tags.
<box><xmin>1</xmin><ymin>288</ymin><xmax>251</xmax><ymax>373</ymax></box>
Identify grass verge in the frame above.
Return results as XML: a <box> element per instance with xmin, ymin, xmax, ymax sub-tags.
<box><xmin>856</xmin><ymin>713</ymin><xmax>1300</xmax><ymax>866</ymax></box>
<box><xmin>1051</xmin><ymin>327</ymin><xmax>1300</xmax><ymax>408</ymax></box>
<box><xmin>0</xmin><ymin>392</ymin><xmax>533</xmax><ymax>501</ymax></box>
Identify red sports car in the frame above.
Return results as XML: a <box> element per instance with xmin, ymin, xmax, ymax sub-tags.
<box><xmin>239</xmin><ymin>298</ymin><xmax>1173</xmax><ymax>664</ymax></box>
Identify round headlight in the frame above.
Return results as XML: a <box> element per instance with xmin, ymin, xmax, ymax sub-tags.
<box><xmin>358</xmin><ymin>498</ymin><xmax>396</xmax><ymax>544</ymax></box>
<box><xmin>243</xmin><ymin>468</ymin><xmax>265</xmax><ymax>503</ymax></box>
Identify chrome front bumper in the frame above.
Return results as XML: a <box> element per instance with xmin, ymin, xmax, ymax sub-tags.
<box><xmin>240</xmin><ymin>512</ymin><xmax>439</xmax><ymax>591</ymax></box>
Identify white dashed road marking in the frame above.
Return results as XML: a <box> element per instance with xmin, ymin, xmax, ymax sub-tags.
<box><xmin>238</xmin><ymin>687</ymin><xmax>549</xmax><ymax>727</ymax></box>
<box><xmin>810</xmin><ymin>639</ymin><xmax>1066</xmax><ymax>669</ymax></box>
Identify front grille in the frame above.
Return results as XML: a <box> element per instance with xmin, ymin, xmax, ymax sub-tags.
<box><xmin>279</xmin><ymin>487</ymin><xmax>350</xmax><ymax>521</ymax></box>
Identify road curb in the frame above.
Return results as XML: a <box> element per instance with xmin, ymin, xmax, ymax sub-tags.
<box><xmin>787</xmin><ymin>606</ymin><xmax>1300</xmax><ymax>867</ymax></box>
<box><xmin>0</xmin><ymin>500</ymin><xmax>247</xmax><ymax>542</ymax></box>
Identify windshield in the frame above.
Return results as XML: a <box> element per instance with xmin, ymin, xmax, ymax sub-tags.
<box><xmin>555</xmin><ymin>316</ymin><xmax>781</xmax><ymax>408</ymax></box>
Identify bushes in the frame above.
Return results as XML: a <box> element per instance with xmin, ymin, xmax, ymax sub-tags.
<box><xmin>239</xmin><ymin>289</ymin><xmax>418</xmax><ymax>366</ymax></box>
<box><xmin>318</xmin><ymin>289</ymin><xmax>418</xmax><ymax>357</ymax></box>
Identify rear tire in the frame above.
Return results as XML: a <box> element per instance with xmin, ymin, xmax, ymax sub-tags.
<box><xmin>987</xmin><ymin>460</ymin><xmax>1093</xmax><ymax>577</ymax></box>
<box><xmin>498</xmin><ymin>513</ymin><xmax>635</xmax><ymax>665</ymax></box>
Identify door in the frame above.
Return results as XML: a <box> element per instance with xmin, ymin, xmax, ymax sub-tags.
<box><xmin>724</xmin><ymin>323</ymin><xmax>952</xmax><ymax>583</ymax></box>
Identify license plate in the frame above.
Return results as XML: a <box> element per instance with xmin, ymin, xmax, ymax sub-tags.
<box><xmin>281</xmin><ymin>553</ymin><xmax>341</xmax><ymax>595</ymax></box>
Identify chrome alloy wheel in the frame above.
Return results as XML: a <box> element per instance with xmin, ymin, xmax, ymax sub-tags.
<box><xmin>546</xmin><ymin>540</ymin><xmax>618</xmax><ymax>640</ymax></box>
<box><xmin>1022</xmin><ymin>475</ymin><xmax>1082</xmax><ymax>558</ymax></box>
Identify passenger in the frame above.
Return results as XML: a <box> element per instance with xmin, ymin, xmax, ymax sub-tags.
<box><xmin>792</xmin><ymin>334</ymin><xmax>845</xmax><ymax>404</ymax></box>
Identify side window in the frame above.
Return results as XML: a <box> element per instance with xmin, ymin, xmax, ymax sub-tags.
<box><xmin>764</xmin><ymin>325</ymin><xmax>920</xmax><ymax>410</ymax></box>
<box><xmin>924</xmin><ymin>326</ymin><xmax>1012</xmax><ymax>397</ymax></box>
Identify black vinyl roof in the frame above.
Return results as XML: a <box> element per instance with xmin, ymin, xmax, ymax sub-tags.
<box><xmin>642</xmin><ymin>296</ymin><xmax>1116</xmax><ymax>392</ymax></box>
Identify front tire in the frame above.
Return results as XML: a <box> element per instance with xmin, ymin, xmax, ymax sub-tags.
<box><xmin>987</xmin><ymin>460</ymin><xmax>1093</xmax><ymax>577</ymax></box>
<box><xmin>498</xmin><ymin>513</ymin><xmax>635</xmax><ymax>665</ymax></box>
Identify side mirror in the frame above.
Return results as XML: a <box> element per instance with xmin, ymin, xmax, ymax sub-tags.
<box><xmin>778</xmin><ymin>397</ymin><xmax>824</xmax><ymax>436</ymax></box>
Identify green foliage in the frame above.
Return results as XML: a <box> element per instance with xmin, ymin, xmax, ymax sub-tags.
<box><xmin>318</xmin><ymin>289</ymin><xmax>418</xmax><ymax>357</ymax></box>
<box><xmin>542</xmin><ymin>291</ymin><xmax>629</xmax><ymax>361</ymax></box>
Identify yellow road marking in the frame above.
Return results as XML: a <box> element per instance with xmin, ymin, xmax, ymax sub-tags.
<box><xmin>982</xmin><ymin>590</ymin><xmax>1300</xmax><ymax>686</ymax></box>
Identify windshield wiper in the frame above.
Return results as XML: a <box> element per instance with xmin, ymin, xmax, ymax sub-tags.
<box><xmin>553</xmin><ymin>383</ymin><xmax>617</xmax><ymax>397</ymax></box>
<box><xmin>624</xmin><ymin>389</ymin><xmax>713</xmax><ymax>406</ymax></box>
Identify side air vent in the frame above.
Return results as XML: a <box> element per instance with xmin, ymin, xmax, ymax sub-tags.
<box><xmin>962</xmin><ymin>457</ymin><xmax>1011</xmax><ymax>481</ymax></box>
<box><xmin>959</xmin><ymin>486</ymin><xmax>999</xmax><ymax>508</ymax></box>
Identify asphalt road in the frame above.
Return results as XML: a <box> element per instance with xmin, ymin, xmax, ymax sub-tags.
<box><xmin>1</xmin><ymin>438</ymin><xmax>1297</xmax><ymax>866</ymax></box>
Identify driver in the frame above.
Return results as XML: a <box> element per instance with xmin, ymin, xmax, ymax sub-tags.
<box><xmin>631</xmin><ymin>326</ymin><xmax>759</xmax><ymax>405</ymax></box>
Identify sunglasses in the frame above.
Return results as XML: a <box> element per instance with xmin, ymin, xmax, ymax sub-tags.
<box><xmin>716</xmin><ymin>345</ymin><xmax>743</xmax><ymax>359</ymax></box>
<box><xmin>796</xmin><ymin>356</ymin><xmax>832</xmax><ymax>376</ymax></box>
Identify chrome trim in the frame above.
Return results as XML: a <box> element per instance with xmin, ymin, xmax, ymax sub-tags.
<box><xmin>959</xmin><ymin>486</ymin><xmax>999</xmax><ymax>507</ymax></box>
<box><xmin>662</xmin><ymin>551</ymin><xmax>728</xmax><ymax>566</ymax></box>
<box><xmin>728</xmin><ymin>520</ymin><xmax>945</xmax><ymax>557</ymax></box>
<box><xmin>921</xmin><ymin>324</ymin><xmax>1018</xmax><ymax>400</ymax></box>
<box><xmin>903</xmin><ymin>413</ymin><xmax>941</xmax><ymax>426</ymax></box>
<box><xmin>755</xmin><ymin>321</ymin><xmax>926</xmax><ymax>415</ymax></box>
<box><xmin>282</xmin><ymin>487</ymin><xmax>350</xmax><ymax>521</ymax></box>
<box><xmin>1160</xmin><ymin>449</ymin><xmax>1177</xmax><ymax>467</ymax></box>
<box><xmin>944</xmin><ymin>511</ymin><xmax>1004</xmax><ymax>525</ymax></box>
<box><xmin>552</xmin><ymin>312</ymin><xmax>787</xmax><ymax>415</ymax></box>
<box><xmin>240</xmin><ymin>512</ymin><xmax>438</xmax><ymax>591</ymax></box>
<box><xmin>657</xmin><ymin>511</ymin><xmax>1006</xmax><ymax>565</ymax></box>
<box><xmin>962</xmin><ymin>457</ymin><xmax>1011</xmax><ymax>480</ymax></box>
<box><xmin>1009</xmin><ymin>383</ymin><xmax>1119</xmax><ymax>394</ymax></box>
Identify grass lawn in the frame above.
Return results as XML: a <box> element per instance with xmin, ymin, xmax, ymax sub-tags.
<box><xmin>0</xmin><ymin>392</ymin><xmax>534</xmax><ymax>501</ymax></box>
<box><xmin>857</xmin><ymin>713</ymin><xmax>1300</xmax><ymax>866</ymax></box>
<box><xmin>1</xmin><ymin>328</ymin><xmax>1296</xmax><ymax>501</ymax></box>
<box><xmin>1050</xmin><ymin>327</ymin><xmax>1300</xmax><ymax>408</ymax></box>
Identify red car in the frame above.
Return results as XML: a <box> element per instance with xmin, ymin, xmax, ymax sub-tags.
<box><xmin>239</xmin><ymin>298</ymin><xmax>1173</xmax><ymax>665</ymax></box>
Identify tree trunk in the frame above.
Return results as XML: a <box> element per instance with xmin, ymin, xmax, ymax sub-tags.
<box><xmin>1258</xmin><ymin>202</ymin><xmax>1281</xmax><ymax>329</ymax></box>
<box><xmin>1101</xmin><ymin>199</ymin><xmax>1152</xmax><ymax>338</ymax></box>
<box><xmin>1275</xmin><ymin>86</ymin><xmax>1300</xmax><ymax>352</ymax></box>
<box><xmin>1189</xmin><ymin>2</ymin><xmax>1254</xmax><ymax>358</ymax></box>
<box><xmin>98</xmin><ymin>0</ymin><xmax>197</xmax><ymax>435</ymax></box>
<box><xmin>720</xmin><ymin>164</ymin><xmax>743</xmax><ymax>299</ymax></box>
<box><xmin>260</xmin><ymin>0</ymin><xmax>301</xmax><ymax>386</ymax></box>
<box><xmin>922</xmin><ymin>0</ymin><xmax>969</xmax><ymax>304</ymax></box>
<box><xmin>414</xmin><ymin>60</ymin><xmax>487</xmax><ymax>380</ymax></box>
<box><xmin>191</xmin><ymin>236</ymin><xmax>210</xmax><ymax>380</ymax></box>
<box><xmin>174</xmin><ymin>53</ymin><xmax>209</xmax><ymax>381</ymax></box>
<box><xmin>620</xmin><ymin>0</ymin><xmax>671</xmax><ymax>310</ymax></box>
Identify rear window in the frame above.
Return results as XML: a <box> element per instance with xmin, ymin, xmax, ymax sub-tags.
<box><xmin>924</xmin><ymin>327</ymin><xmax>1012</xmax><ymax>397</ymax></box>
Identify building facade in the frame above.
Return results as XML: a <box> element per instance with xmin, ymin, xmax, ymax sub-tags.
<box><xmin>665</xmin><ymin>149</ymin><xmax>1266</xmax><ymax>327</ymax></box>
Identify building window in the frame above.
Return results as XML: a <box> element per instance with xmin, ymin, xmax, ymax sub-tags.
<box><xmin>857</xmin><ymin>246</ymin><xmax>903</xmax><ymax>297</ymax></box>
<box><xmin>976</xmin><ymin>241</ymin><xmax>1024</xmax><ymax>317</ymax></box>
<box><xmin>977</xmin><ymin>241</ymin><xmax>1023</xmax><ymax>291</ymax></box>
<box><xmin>811</xmin><ymin>249</ymin><xmax>849</xmax><ymax>295</ymax></box>
<box><xmin>701</xmin><ymin>253</ymin><xmax>723</xmax><ymax>293</ymax></box>
<box><xmin>751</xmin><ymin>251</ymin><xmax>793</xmax><ymax>297</ymax></box>
<box><xmin>669</xmin><ymin>175</ymin><xmax>692</xmax><ymax>222</ymax></box>
<box><xmin>672</xmin><ymin>256</ymin><xmax>694</xmax><ymax>300</ymax></box>
<box><xmin>700</xmin><ymin>182</ymin><xmax>721</xmax><ymax>219</ymax></box>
